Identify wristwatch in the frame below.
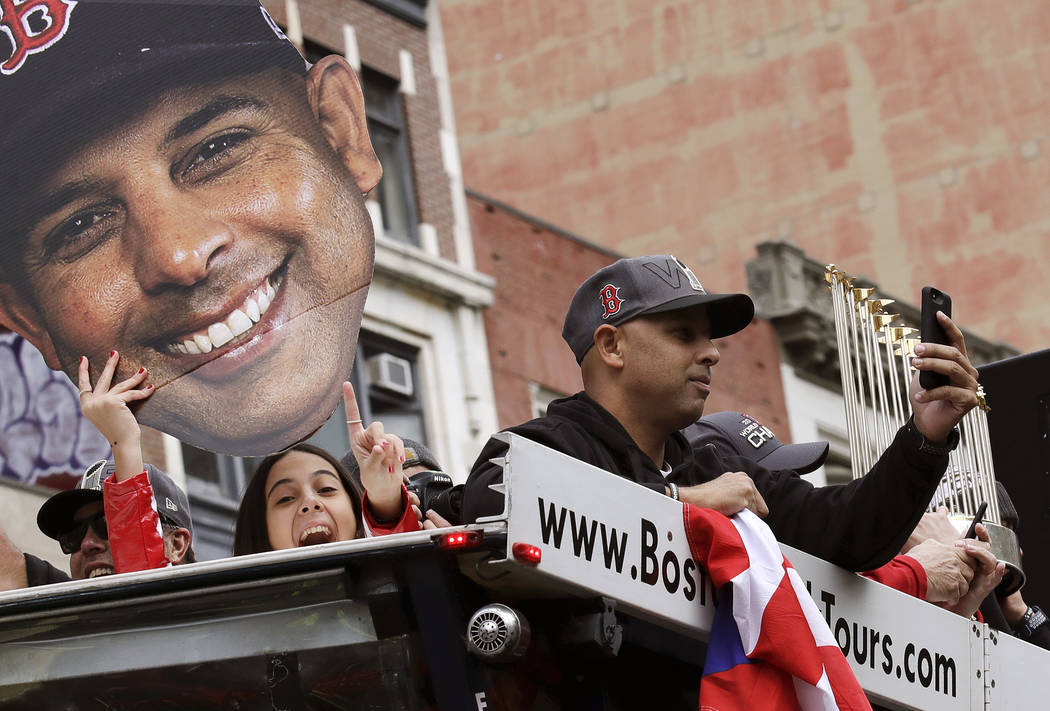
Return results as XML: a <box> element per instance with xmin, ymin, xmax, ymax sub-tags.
<box><xmin>904</xmin><ymin>417</ymin><xmax>960</xmax><ymax>456</ymax></box>
<box><xmin>1017</xmin><ymin>605</ymin><xmax>1047</xmax><ymax>640</ymax></box>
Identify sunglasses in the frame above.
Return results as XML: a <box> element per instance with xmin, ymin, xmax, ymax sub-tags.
<box><xmin>58</xmin><ymin>512</ymin><xmax>108</xmax><ymax>554</ymax></box>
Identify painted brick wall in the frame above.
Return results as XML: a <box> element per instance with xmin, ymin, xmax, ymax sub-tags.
<box><xmin>265</xmin><ymin>0</ymin><xmax>457</xmax><ymax>260</ymax></box>
<box><xmin>444</xmin><ymin>0</ymin><xmax>1045</xmax><ymax>353</ymax></box>
<box><xmin>469</xmin><ymin>193</ymin><xmax>792</xmax><ymax>438</ymax></box>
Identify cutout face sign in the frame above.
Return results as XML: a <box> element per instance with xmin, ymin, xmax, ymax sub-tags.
<box><xmin>0</xmin><ymin>1</ymin><xmax>380</xmax><ymax>455</ymax></box>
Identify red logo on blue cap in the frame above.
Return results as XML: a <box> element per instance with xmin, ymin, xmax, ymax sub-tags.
<box><xmin>599</xmin><ymin>284</ymin><xmax>623</xmax><ymax>319</ymax></box>
<box><xmin>0</xmin><ymin>0</ymin><xmax>76</xmax><ymax>75</ymax></box>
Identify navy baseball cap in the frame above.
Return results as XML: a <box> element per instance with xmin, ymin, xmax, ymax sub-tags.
<box><xmin>562</xmin><ymin>255</ymin><xmax>754</xmax><ymax>363</ymax></box>
<box><xmin>995</xmin><ymin>481</ymin><xmax>1019</xmax><ymax>531</ymax></box>
<box><xmin>0</xmin><ymin>1</ymin><xmax>307</xmax><ymax>185</ymax></box>
<box><xmin>38</xmin><ymin>460</ymin><xmax>193</xmax><ymax>539</ymax></box>
<box><xmin>685</xmin><ymin>411</ymin><xmax>829</xmax><ymax>475</ymax></box>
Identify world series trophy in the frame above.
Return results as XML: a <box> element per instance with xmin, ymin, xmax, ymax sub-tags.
<box><xmin>825</xmin><ymin>265</ymin><xmax>1024</xmax><ymax>595</ymax></box>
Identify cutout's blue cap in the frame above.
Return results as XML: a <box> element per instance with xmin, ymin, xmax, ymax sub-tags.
<box><xmin>1</xmin><ymin>1</ymin><xmax>307</xmax><ymax>181</ymax></box>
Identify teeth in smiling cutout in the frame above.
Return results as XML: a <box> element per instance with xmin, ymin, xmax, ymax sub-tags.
<box><xmin>171</xmin><ymin>277</ymin><xmax>280</xmax><ymax>355</ymax></box>
<box><xmin>88</xmin><ymin>567</ymin><xmax>114</xmax><ymax>579</ymax></box>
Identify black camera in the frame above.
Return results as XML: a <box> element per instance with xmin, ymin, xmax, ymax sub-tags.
<box><xmin>406</xmin><ymin>470</ymin><xmax>463</xmax><ymax>525</ymax></box>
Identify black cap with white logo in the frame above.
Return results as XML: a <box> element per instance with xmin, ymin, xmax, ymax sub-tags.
<box><xmin>561</xmin><ymin>255</ymin><xmax>754</xmax><ymax>363</ymax></box>
<box><xmin>685</xmin><ymin>411</ymin><xmax>829</xmax><ymax>475</ymax></box>
<box><xmin>38</xmin><ymin>460</ymin><xmax>193</xmax><ymax>539</ymax></box>
<box><xmin>0</xmin><ymin>1</ymin><xmax>307</xmax><ymax>191</ymax></box>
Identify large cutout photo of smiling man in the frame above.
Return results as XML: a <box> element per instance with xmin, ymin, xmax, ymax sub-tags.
<box><xmin>0</xmin><ymin>1</ymin><xmax>381</xmax><ymax>455</ymax></box>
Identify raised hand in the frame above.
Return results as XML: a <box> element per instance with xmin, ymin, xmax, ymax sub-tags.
<box><xmin>342</xmin><ymin>381</ymin><xmax>406</xmax><ymax>521</ymax></box>
<box><xmin>79</xmin><ymin>351</ymin><xmax>152</xmax><ymax>481</ymax></box>
<box><xmin>910</xmin><ymin>312</ymin><xmax>980</xmax><ymax>443</ymax></box>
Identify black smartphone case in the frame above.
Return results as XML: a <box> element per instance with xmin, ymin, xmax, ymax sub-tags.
<box><xmin>919</xmin><ymin>286</ymin><xmax>952</xmax><ymax>390</ymax></box>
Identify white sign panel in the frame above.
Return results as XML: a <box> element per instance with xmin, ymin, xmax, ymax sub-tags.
<box><xmin>986</xmin><ymin>631</ymin><xmax>1050</xmax><ymax>708</ymax></box>
<box><xmin>499</xmin><ymin>433</ymin><xmax>988</xmax><ymax>711</ymax></box>
<box><xmin>499</xmin><ymin>433</ymin><xmax>715</xmax><ymax>632</ymax></box>
<box><xmin>783</xmin><ymin>545</ymin><xmax>981</xmax><ymax>710</ymax></box>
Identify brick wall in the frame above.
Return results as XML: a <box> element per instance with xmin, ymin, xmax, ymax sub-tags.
<box><xmin>444</xmin><ymin>0</ymin><xmax>1043</xmax><ymax>353</ymax></box>
<box><xmin>469</xmin><ymin>192</ymin><xmax>791</xmax><ymax>438</ymax></box>
<box><xmin>265</xmin><ymin>0</ymin><xmax>457</xmax><ymax>260</ymax></box>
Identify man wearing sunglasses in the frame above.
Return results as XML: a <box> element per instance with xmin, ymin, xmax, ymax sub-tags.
<box><xmin>1</xmin><ymin>459</ymin><xmax>195</xmax><ymax>588</ymax></box>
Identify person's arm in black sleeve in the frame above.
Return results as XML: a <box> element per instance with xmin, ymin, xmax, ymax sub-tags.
<box><xmin>745</xmin><ymin>418</ymin><xmax>950</xmax><ymax>571</ymax></box>
<box><xmin>0</xmin><ymin>521</ymin><xmax>70</xmax><ymax>589</ymax></box>
<box><xmin>23</xmin><ymin>553</ymin><xmax>72</xmax><ymax>587</ymax></box>
<box><xmin>463</xmin><ymin>419</ymin><xmax>647</xmax><ymax>522</ymax></box>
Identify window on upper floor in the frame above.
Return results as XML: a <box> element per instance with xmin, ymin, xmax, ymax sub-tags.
<box><xmin>302</xmin><ymin>39</ymin><xmax>419</xmax><ymax>246</ymax></box>
<box><xmin>816</xmin><ymin>425</ymin><xmax>853</xmax><ymax>485</ymax></box>
<box><xmin>360</xmin><ymin>67</ymin><xmax>420</xmax><ymax>246</ymax></box>
<box><xmin>529</xmin><ymin>382</ymin><xmax>567</xmax><ymax>419</ymax></box>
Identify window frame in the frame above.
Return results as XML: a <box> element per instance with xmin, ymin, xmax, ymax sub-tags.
<box><xmin>360</xmin><ymin>65</ymin><xmax>420</xmax><ymax>246</ymax></box>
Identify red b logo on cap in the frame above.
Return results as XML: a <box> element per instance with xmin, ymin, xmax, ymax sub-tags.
<box><xmin>599</xmin><ymin>284</ymin><xmax>623</xmax><ymax>320</ymax></box>
<box><xmin>1</xmin><ymin>0</ymin><xmax>76</xmax><ymax>75</ymax></box>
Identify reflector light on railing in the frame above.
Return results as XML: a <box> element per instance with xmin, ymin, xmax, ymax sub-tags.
<box><xmin>436</xmin><ymin>530</ymin><xmax>482</xmax><ymax>549</ymax></box>
<box><xmin>512</xmin><ymin>542</ymin><xmax>542</xmax><ymax>565</ymax></box>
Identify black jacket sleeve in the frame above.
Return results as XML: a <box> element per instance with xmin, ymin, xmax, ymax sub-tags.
<box><xmin>715</xmin><ymin>423</ymin><xmax>950</xmax><ymax>571</ymax></box>
<box><xmin>462</xmin><ymin>418</ymin><xmax>668</xmax><ymax>523</ymax></box>
<box><xmin>24</xmin><ymin>553</ymin><xmax>71</xmax><ymax>587</ymax></box>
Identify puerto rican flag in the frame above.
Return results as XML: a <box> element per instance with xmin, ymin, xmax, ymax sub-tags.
<box><xmin>684</xmin><ymin>506</ymin><xmax>871</xmax><ymax>711</ymax></box>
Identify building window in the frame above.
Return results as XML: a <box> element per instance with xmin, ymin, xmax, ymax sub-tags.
<box><xmin>361</xmin><ymin>67</ymin><xmax>420</xmax><ymax>245</ymax></box>
<box><xmin>302</xmin><ymin>331</ymin><xmax>427</xmax><ymax>457</ymax></box>
<box><xmin>179</xmin><ymin>444</ymin><xmax>259</xmax><ymax>561</ymax></box>
<box><xmin>302</xmin><ymin>40</ymin><xmax>419</xmax><ymax>245</ymax></box>
<box><xmin>180</xmin><ymin>331</ymin><xmax>427</xmax><ymax>558</ymax></box>
<box><xmin>816</xmin><ymin>426</ymin><xmax>853</xmax><ymax>485</ymax></box>
<box><xmin>529</xmin><ymin>383</ymin><xmax>567</xmax><ymax>419</ymax></box>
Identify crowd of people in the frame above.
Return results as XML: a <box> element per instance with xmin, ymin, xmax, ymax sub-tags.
<box><xmin>0</xmin><ymin>4</ymin><xmax>1043</xmax><ymax>708</ymax></box>
<box><xmin>0</xmin><ymin>251</ymin><xmax>1043</xmax><ymax>711</ymax></box>
<box><xmin>0</xmin><ymin>254</ymin><xmax>1042</xmax><ymax>653</ymax></box>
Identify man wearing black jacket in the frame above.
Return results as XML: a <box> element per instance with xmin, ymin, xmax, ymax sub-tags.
<box><xmin>463</xmin><ymin>254</ymin><xmax>980</xmax><ymax>573</ymax></box>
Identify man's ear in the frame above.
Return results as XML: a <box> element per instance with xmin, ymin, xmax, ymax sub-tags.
<box><xmin>0</xmin><ymin>282</ymin><xmax>62</xmax><ymax>370</ymax></box>
<box><xmin>306</xmin><ymin>55</ymin><xmax>382</xmax><ymax>194</ymax></box>
<box><xmin>164</xmin><ymin>528</ymin><xmax>192</xmax><ymax>565</ymax></box>
<box><xmin>592</xmin><ymin>324</ymin><xmax>625</xmax><ymax>370</ymax></box>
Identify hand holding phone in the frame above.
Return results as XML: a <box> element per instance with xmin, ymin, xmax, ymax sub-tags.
<box><xmin>919</xmin><ymin>286</ymin><xmax>952</xmax><ymax>390</ymax></box>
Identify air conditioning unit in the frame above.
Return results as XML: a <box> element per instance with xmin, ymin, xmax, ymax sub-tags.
<box><xmin>366</xmin><ymin>352</ymin><xmax>414</xmax><ymax>396</ymax></box>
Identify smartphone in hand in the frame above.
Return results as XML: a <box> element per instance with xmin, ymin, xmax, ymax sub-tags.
<box><xmin>919</xmin><ymin>286</ymin><xmax>952</xmax><ymax>390</ymax></box>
